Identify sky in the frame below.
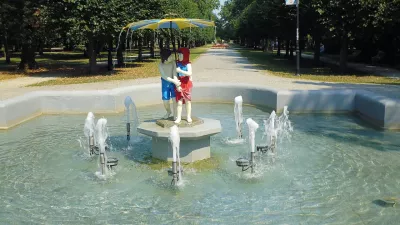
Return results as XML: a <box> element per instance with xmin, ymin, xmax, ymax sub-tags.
<box><xmin>213</xmin><ymin>0</ymin><xmax>227</xmax><ymax>17</ymax></box>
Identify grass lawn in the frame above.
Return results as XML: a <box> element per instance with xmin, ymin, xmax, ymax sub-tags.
<box><xmin>0</xmin><ymin>51</ymin><xmax>91</xmax><ymax>82</ymax></box>
<box><xmin>0</xmin><ymin>72</ymin><xmax>23</xmax><ymax>81</ymax></box>
<box><xmin>0</xmin><ymin>45</ymin><xmax>211</xmax><ymax>86</ymax></box>
<box><xmin>237</xmin><ymin>48</ymin><xmax>400</xmax><ymax>85</ymax></box>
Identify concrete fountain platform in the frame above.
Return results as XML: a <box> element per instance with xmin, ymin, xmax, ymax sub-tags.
<box><xmin>137</xmin><ymin>117</ymin><xmax>222</xmax><ymax>163</ymax></box>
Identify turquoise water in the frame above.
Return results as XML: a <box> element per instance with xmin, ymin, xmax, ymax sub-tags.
<box><xmin>0</xmin><ymin>103</ymin><xmax>399</xmax><ymax>224</ymax></box>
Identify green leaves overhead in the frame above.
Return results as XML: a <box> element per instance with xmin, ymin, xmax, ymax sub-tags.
<box><xmin>219</xmin><ymin>0</ymin><xmax>400</xmax><ymax>44</ymax></box>
<box><xmin>54</xmin><ymin>0</ymin><xmax>218</xmax><ymax>43</ymax></box>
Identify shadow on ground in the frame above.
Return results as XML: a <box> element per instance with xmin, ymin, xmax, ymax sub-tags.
<box><xmin>0</xmin><ymin>51</ymin><xmax>150</xmax><ymax>79</ymax></box>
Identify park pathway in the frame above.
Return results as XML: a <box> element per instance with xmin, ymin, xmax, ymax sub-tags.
<box><xmin>1</xmin><ymin>48</ymin><xmax>400</xmax><ymax>100</ymax></box>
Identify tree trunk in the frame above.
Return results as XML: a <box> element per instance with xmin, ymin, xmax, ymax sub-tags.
<box><xmin>384</xmin><ymin>34</ymin><xmax>395</xmax><ymax>65</ymax></box>
<box><xmin>117</xmin><ymin>34</ymin><xmax>124</xmax><ymax>67</ymax></box>
<box><xmin>340</xmin><ymin>33</ymin><xmax>348</xmax><ymax>74</ymax></box>
<box><xmin>290</xmin><ymin>40</ymin><xmax>294</xmax><ymax>57</ymax></box>
<box><xmin>117</xmin><ymin>47</ymin><xmax>124</xmax><ymax>67</ymax></box>
<box><xmin>299</xmin><ymin>39</ymin><xmax>303</xmax><ymax>57</ymax></box>
<box><xmin>277</xmin><ymin>37</ymin><xmax>281</xmax><ymax>56</ymax></box>
<box><xmin>97</xmin><ymin>40</ymin><xmax>105</xmax><ymax>55</ymax></box>
<box><xmin>107</xmin><ymin>37</ymin><xmax>113</xmax><ymax>71</ymax></box>
<box><xmin>19</xmin><ymin>43</ymin><xmax>38</xmax><ymax>70</ymax></box>
<box><xmin>66</xmin><ymin>41</ymin><xmax>74</xmax><ymax>51</ymax></box>
<box><xmin>138</xmin><ymin>36</ymin><xmax>143</xmax><ymax>62</ymax></box>
<box><xmin>88</xmin><ymin>36</ymin><xmax>97</xmax><ymax>74</ymax></box>
<box><xmin>263</xmin><ymin>38</ymin><xmax>268</xmax><ymax>52</ymax></box>
<box><xmin>3</xmin><ymin>33</ymin><xmax>10</xmax><ymax>64</ymax></box>
<box><xmin>269</xmin><ymin>39</ymin><xmax>273</xmax><ymax>51</ymax></box>
<box><xmin>313</xmin><ymin>35</ymin><xmax>321</xmax><ymax>66</ymax></box>
<box><xmin>185</xmin><ymin>39</ymin><xmax>189</xmax><ymax>48</ymax></box>
<box><xmin>14</xmin><ymin>40</ymin><xmax>20</xmax><ymax>52</ymax></box>
<box><xmin>38</xmin><ymin>40</ymin><xmax>44</xmax><ymax>56</ymax></box>
<box><xmin>159</xmin><ymin>37</ymin><xmax>164</xmax><ymax>50</ymax></box>
<box><xmin>177</xmin><ymin>39</ymin><xmax>181</xmax><ymax>49</ymax></box>
<box><xmin>84</xmin><ymin>43</ymin><xmax>89</xmax><ymax>57</ymax></box>
<box><xmin>393</xmin><ymin>38</ymin><xmax>397</xmax><ymax>66</ymax></box>
<box><xmin>150</xmin><ymin>37</ymin><xmax>155</xmax><ymax>58</ymax></box>
<box><xmin>171</xmin><ymin>32</ymin><xmax>176</xmax><ymax>51</ymax></box>
<box><xmin>285</xmin><ymin>40</ymin><xmax>289</xmax><ymax>58</ymax></box>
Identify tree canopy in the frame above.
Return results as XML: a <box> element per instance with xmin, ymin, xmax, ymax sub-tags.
<box><xmin>218</xmin><ymin>0</ymin><xmax>400</xmax><ymax>72</ymax></box>
<box><xmin>0</xmin><ymin>0</ymin><xmax>219</xmax><ymax>72</ymax></box>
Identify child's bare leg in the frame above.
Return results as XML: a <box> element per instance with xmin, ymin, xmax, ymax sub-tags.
<box><xmin>162</xmin><ymin>100</ymin><xmax>171</xmax><ymax>119</ymax></box>
<box><xmin>186</xmin><ymin>101</ymin><xmax>192</xmax><ymax>123</ymax></box>
<box><xmin>172</xmin><ymin>97</ymin><xmax>177</xmax><ymax>120</ymax></box>
<box><xmin>174</xmin><ymin>100</ymin><xmax>183</xmax><ymax>124</ymax></box>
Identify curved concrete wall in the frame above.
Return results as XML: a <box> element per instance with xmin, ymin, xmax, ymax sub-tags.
<box><xmin>0</xmin><ymin>82</ymin><xmax>399</xmax><ymax>130</ymax></box>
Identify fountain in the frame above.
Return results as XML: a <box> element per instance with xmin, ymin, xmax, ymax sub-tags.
<box><xmin>236</xmin><ymin>107</ymin><xmax>293</xmax><ymax>172</ymax></box>
<box><xmin>235</xmin><ymin>118</ymin><xmax>259</xmax><ymax>173</ymax></box>
<box><xmin>0</xmin><ymin>19</ymin><xmax>398</xmax><ymax>220</ymax></box>
<box><xmin>83</xmin><ymin>112</ymin><xmax>110</xmax><ymax>155</ymax></box>
<box><xmin>124</xmin><ymin>96</ymin><xmax>139</xmax><ymax>141</ymax></box>
<box><xmin>95</xmin><ymin>118</ymin><xmax>108</xmax><ymax>177</ymax></box>
<box><xmin>234</xmin><ymin>96</ymin><xmax>243</xmax><ymax>139</ymax></box>
<box><xmin>276</xmin><ymin>106</ymin><xmax>293</xmax><ymax>142</ymax></box>
<box><xmin>137</xmin><ymin>111</ymin><xmax>221</xmax><ymax>162</ymax></box>
<box><xmin>84</xmin><ymin>112</ymin><xmax>97</xmax><ymax>156</ymax></box>
<box><xmin>94</xmin><ymin>118</ymin><xmax>118</xmax><ymax>178</ymax></box>
<box><xmin>167</xmin><ymin>125</ymin><xmax>184</xmax><ymax>186</ymax></box>
<box><xmin>2</xmin><ymin>99</ymin><xmax>400</xmax><ymax>224</ymax></box>
<box><xmin>261</xmin><ymin>111</ymin><xmax>278</xmax><ymax>154</ymax></box>
<box><xmin>257</xmin><ymin>106</ymin><xmax>293</xmax><ymax>154</ymax></box>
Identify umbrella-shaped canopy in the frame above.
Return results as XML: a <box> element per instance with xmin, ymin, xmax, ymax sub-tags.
<box><xmin>119</xmin><ymin>18</ymin><xmax>215</xmax><ymax>65</ymax></box>
<box><xmin>124</xmin><ymin>18</ymin><xmax>215</xmax><ymax>31</ymax></box>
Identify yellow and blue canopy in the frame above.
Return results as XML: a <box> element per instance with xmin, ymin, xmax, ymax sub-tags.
<box><xmin>124</xmin><ymin>18</ymin><xmax>215</xmax><ymax>31</ymax></box>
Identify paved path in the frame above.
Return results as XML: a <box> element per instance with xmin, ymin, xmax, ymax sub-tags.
<box><xmin>1</xmin><ymin>48</ymin><xmax>399</xmax><ymax>101</ymax></box>
<box><xmin>0</xmin><ymin>76</ymin><xmax>58</xmax><ymax>89</ymax></box>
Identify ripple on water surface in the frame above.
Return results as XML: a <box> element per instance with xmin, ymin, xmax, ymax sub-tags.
<box><xmin>0</xmin><ymin>103</ymin><xmax>399</xmax><ymax>224</ymax></box>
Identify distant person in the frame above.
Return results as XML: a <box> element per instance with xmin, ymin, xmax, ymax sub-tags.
<box><xmin>320</xmin><ymin>44</ymin><xmax>325</xmax><ymax>53</ymax></box>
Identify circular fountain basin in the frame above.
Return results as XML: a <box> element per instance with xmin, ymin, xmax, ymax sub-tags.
<box><xmin>137</xmin><ymin>117</ymin><xmax>222</xmax><ymax>163</ymax></box>
<box><xmin>1</xmin><ymin>103</ymin><xmax>400</xmax><ymax>224</ymax></box>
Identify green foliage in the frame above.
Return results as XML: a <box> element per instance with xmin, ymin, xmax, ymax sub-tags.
<box><xmin>219</xmin><ymin>0</ymin><xmax>400</xmax><ymax>42</ymax></box>
<box><xmin>162</xmin><ymin>0</ymin><xmax>219</xmax><ymax>43</ymax></box>
<box><xmin>219</xmin><ymin>0</ymin><xmax>400</xmax><ymax>66</ymax></box>
<box><xmin>0</xmin><ymin>0</ymin><xmax>219</xmax><ymax>70</ymax></box>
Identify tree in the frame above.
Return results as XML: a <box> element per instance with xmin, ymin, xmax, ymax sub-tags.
<box><xmin>0</xmin><ymin>0</ymin><xmax>17</xmax><ymax>64</ymax></box>
<box><xmin>369</xmin><ymin>0</ymin><xmax>400</xmax><ymax>65</ymax></box>
<box><xmin>314</xmin><ymin>0</ymin><xmax>376</xmax><ymax>72</ymax></box>
<box><xmin>4</xmin><ymin>0</ymin><xmax>47</xmax><ymax>70</ymax></box>
<box><xmin>55</xmin><ymin>0</ymin><xmax>166</xmax><ymax>73</ymax></box>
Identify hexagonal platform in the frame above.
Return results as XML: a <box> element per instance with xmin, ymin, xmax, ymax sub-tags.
<box><xmin>137</xmin><ymin>118</ymin><xmax>222</xmax><ymax>163</ymax></box>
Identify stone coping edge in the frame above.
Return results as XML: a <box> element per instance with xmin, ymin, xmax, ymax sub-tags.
<box><xmin>137</xmin><ymin>118</ymin><xmax>222</xmax><ymax>138</ymax></box>
<box><xmin>0</xmin><ymin>82</ymin><xmax>399</xmax><ymax>130</ymax></box>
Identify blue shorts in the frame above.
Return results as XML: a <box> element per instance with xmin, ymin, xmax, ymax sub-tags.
<box><xmin>161</xmin><ymin>78</ymin><xmax>176</xmax><ymax>100</ymax></box>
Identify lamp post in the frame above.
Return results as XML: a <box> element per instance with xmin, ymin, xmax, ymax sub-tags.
<box><xmin>286</xmin><ymin>0</ymin><xmax>300</xmax><ymax>76</ymax></box>
<box><xmin>295</xmin><ymin>0</ymin><xmax>300</xmax><ymax>76</ymax></box>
